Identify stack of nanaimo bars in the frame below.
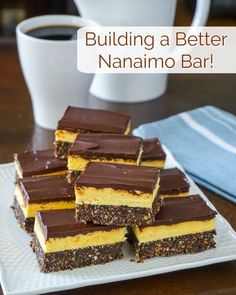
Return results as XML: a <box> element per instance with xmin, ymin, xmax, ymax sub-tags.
<box><xmin>13</xmin><ymin>106</ymin><xmax>217</xmax><ymax>272</ymax></box>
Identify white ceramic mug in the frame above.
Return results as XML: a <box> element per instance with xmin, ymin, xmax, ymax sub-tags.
<box><xmin>74</xmin><ymin>0</ymin><xmax>211</xmax><ymax>103</ymax></box>
<box><xmin>16</xmin><ymin>15</ymin><xmax>97</xmax><ymax>130</ymax></box>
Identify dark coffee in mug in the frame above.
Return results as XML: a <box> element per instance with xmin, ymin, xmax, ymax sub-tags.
<box><xmin>26</xmin><ymin>25</ymin><xmax>80</xmax><ymax>41</ymax></box>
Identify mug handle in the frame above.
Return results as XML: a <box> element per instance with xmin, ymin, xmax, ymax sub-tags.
<box><xmin>191</xmin><ymin>0</ymin><xmax>211</xmax><ymax>26</ymax></box>
<box><xmin>171</xmin><ymin>0</ymin><xmax>211</xmax><ymax>61</ymax></box>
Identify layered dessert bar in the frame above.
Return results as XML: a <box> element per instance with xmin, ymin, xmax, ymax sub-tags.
<box><xmin>55</xmin><ymin>106</ymin><xmax>131</xmax><ymax>159</ymax></box>
<box><xmin>13</xmin><ymin>149</ymin><xmax>67</xmax><ymax>178</ymax></box>
<box><xmin>32</xmin><ymin>209</ymin><xmax>126</xmax><ymax>272</ymax></box>
<box><xmin>75</xmin><ymin>162</ymin><xmax>161</xmax><ymax>226</ymax></box>
<box><xmin>67</xmin><ymin>134</ymin><xmax>143</xmax><ymax>184</ymax></box>
<box><xmin>141</xmin><ymin>138</ymin><xmax>166</xmax><ymax>168</ymax></box>
<box><xmin>160</xmin><ymin>168</ymin><xmax>190</xmax><ymax>198</ymax></box>
<box><xmin>13</xmin><ymin>176</ymin><xmax>75</xmax><ymax>233</ymax></box>
<box><xmin>130</xmin><ymin>195</ymin><xmax>217</xmax><ymax>262</ymax></box>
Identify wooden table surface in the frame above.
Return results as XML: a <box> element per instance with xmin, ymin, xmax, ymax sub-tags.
<box><xmin>0</xmin><ymin>39</ymin><xmax>236</xmax><ymax>295</ymax></box>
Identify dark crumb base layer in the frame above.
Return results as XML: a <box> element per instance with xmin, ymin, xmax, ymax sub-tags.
<box><xmin>32</xmin><ymin>235</ymin><xmax>124</xmax><ymax>273</ymax></box>
<box><xmin>67</xmin><ymin>170</ymin><xmax>81</xmax><ymax>185</ymax></box>
<box><xmin>13</xmin><ymin>197</ymin><xmax>34</xmax><ymax>233</ymax></box>
<box><xmin>76</xmin><ymin>196</ymin><xmax>161</xmax><ymax>226</ymax></box>
<box><xmin>54</xmin><ymin>141</ymin><xmax>72</xmax><ymax>159</ymax></box>
<box><xmin>129</xmin><ymin>230</ymin><xmax>216</xmax><ymax>262</ymax></box>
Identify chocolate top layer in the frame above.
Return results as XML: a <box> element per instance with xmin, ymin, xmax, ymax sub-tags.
<box><xmin>14</xmin><ymin>149</ymin><xmax>67</xmax><ymax>177</ymax></box>
<box><xmin>160</xmin><ymin>168</ymin><xmax>190</xmax><ymax>194</ymax></box>
<box><xmin>142</xmin><ymin>138</ymin><xmax>166</xmax><ymax>161</ymax></box>
<box><xmin>17</xmin><ymin>176</ymin><xmax>75</xmax><ymax>204</ymax></box>
<box><xmin>57</xmin><ymin>106</ymin><xmax>130</xmax><ymax>134</ymax></box>
<box><xmin>75</xmin><ymin>162</ymin><xmax>159</xmax><ymax>193</ymax></box>
<box><xmin>139</xmin><ymin>195</ymin><xmax>217</xmax><ymax>228</ymax></box>
<box><xmin>69</xmin><ymin>134</ymin><xmax>142</xmax><ymax>160</ymax></box>
<box><xmin>36</xmin><ymin>209</ymin><xmax>121</xmax><ymax>239</ymax></box>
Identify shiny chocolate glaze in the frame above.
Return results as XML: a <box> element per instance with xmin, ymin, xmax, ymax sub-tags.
<box><xmin>14</xmin><ymin>149</ymin><xmax>67</xmax><ymax>177</ymax></box>
<box><xmin>17</xmin><ymin>175</ymin><xmax>75</xmax><ymax>204</ymax></box>
<box><xmin>75</xmin><ymin>162</ymin><xmax>159</xmax><ymax>193</ymax></box>
<box><xmin>142</xmin><ymin>138</ymin><xmax>166</xmax><ymax>161</ymax></box>
<box><xmin>139</xmin><ymin>195</ymin><xmax>217</xmax><ymax>228</ymax></box>
<box><xmin>57</xmin><ymin>106</ymin><xmax>130</xmax><ymax>134</ymax></box>
<box><xmin>69</xmin><ymin>133</ymin><xmax>142</xmax><ymax>160</ymax></box>
<box><xmin>160</xmin><ymin>168</ymin><xmax>190</xmax><ymax>194</ymax></box>
<box><xmin>36</xmin><ymin>209</ymin><xmax>121</xmax><ymax>239</ymax></box>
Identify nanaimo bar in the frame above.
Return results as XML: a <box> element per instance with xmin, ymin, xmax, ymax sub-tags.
<box><xmin>67</xmin><ymin>133</ymin><xmax>143</xmax><ymax>184</ymax></box>
<box><xmin>75</xmin><ymin>162</ymin><xmax>161</xmax><ymax>226</ymax></box>
<box><xmin>130</xmin><ymin>195</ymin><xmax>217</xmax><ymax>262</ymax></box>
<box><xmin>32</xmin><ymin>209</ymin><xmax>126</xmax><ymax>272</ymax></box>
<box><xmin>141</xmin><ymin>138</ymin><xmax>166</xmax><ymax>168</ymax></box>
<box><xmin>160</xmin><ymin>168</ymin><xmax>190</xmax><ymax>198</ymax></box>
<box><xmin>55</xmin><ymin>106</ymin><xmax>131</xmax><ymax>159</ymax></box>
<box><xmin>13</xmin><ymin>176</ymin><xmax>75</xmax><ymax>233</ymax></box>
<box><xmin>14</xmin><ymin>149</ymin><xmax>67</xmax><ymax>179</ymax></box>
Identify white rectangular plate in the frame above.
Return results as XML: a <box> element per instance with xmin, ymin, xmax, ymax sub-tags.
<box><xmin>0</xmin><ymin>147</ymin><xmax>236</xmax><ymax>295</ymax></box>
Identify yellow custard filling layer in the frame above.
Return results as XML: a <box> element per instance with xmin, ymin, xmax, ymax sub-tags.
<box><xmin>132</xmin><ymin>219</ymin><xmax>215</xmax><ymax>243</ymax></box>
<box><xmin>75</xmin><ymin>180</ymin><xmax>159</xmax><ymax>208</ymax></box>
<box><xmin>68</xmin><ymin>147</ymin><xmax>142</xmax><ymax>172</ymax></box>
<box><xmin>55</xmin><ymin>130</ymin><xmax>78</xmax><ymax>143</ymax></box>
<box><xmin>34</xmin><ymin>218</ymin><xmax>127</xmax><ymax>253</ymax></box>
<box><xmin>55</xmin><ymin>121</ymin><xmax>131</xmax><ymax>144</ymax></box>
<box><xmin>68</xmin><ymin>155</ymin><xmax>138</xmax><ymax>172</ymax></box>
<box><xmin>15</xmin><ymin>184</ymin><xmax>75</xmax><ymax>218</ymax></box>
<box><xmin>141</xmin><ymin>160</ymin><xmax>165</xmax><ymax>169</ymax></box>
<box><xmin>160</xmin><ymin>192</ymin><xmax>189</xmax><ymax>198</ymax></box>
<box><xmin>36</xmin><ymin>170</ymin><xmax>68</xmax><ymax>177</ymax></box>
